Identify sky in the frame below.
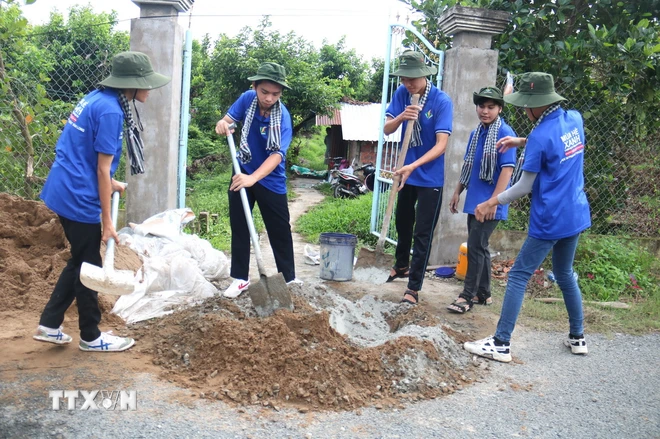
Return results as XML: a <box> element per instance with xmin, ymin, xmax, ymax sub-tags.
<box><xmin>20</xmin><ymin>0</ymin><xmax>417</xmax><ymax>60</ymax></box>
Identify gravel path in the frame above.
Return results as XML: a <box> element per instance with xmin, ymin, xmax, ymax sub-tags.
<box><xmin>2</xmin><ymin>330</ymin><xmax>658</xmax><ymax>439</ymax></box>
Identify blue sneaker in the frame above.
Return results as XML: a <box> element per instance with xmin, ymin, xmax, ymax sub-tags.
<box><xmin>33</xmin><ymin>325</ymin><xmax>72</xmax><ymax>345</ymax></box>
<box><xmin>79</xmin><ymin>331</ymin><xmax>135</xmax><ymax>352</ymax></box>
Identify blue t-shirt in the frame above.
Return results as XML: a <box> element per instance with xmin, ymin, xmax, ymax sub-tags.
<box><xmin>40</xmin><ymin>89</ymin><xmax>124</xmax><ymax>223</ymax></box>
<box><xmin>463</xmin><ymin>120</ymin><xmax>517</xmax><ymax>220</ymax></box>
<box><xmin>227</xmin><ymin>90</ymin><xmax>293</xmax><ymax>194</ymax></box>
<box><xmin>522</xmin><ymin>109</ymin><xmax>591</xmax><ymax>239</ymax></box>
<box><xmin>385</xmin><ymin>84</ymin><xmax>453</xmax><ymax>187</ymax></box>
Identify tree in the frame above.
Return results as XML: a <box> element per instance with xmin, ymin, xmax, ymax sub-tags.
<box><xmin>318</xmin><ymin>38</ymin><xmax>370</xmax><ymax>100</ymax></box>
<box><xmin>198</xmin><ymin>18</ymin><xmax>344</xmax><ymax>135</ymax></box>
<box><xmin>30</xmin><ymin>5</ymin><xmax>129</xmax><ymax>102</ymax></box>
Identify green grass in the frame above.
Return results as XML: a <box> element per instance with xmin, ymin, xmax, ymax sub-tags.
<box><xmin>185</xmin><ymin>168</ymin><xmax>264</xmax><ymax>252</ymax></box>
<box><xmin>294</xmin><ymin>192</ymin><xmax>378</xmax><ymax>249</ymax></box>
<box><xmin>488</xmin><ymin>283</ymin><xmax>660</xmax><ymax>335</ymax></box>
<box><xmin>293</xmin><ymin>127</ymin><xmax>327</xmax><ymax>171</ymax></box>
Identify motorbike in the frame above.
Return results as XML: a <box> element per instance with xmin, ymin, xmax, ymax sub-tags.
<box><xmin>332</xmin><ymin>163</ymin><xmax>376</xmax><ymax>198</ymax></box>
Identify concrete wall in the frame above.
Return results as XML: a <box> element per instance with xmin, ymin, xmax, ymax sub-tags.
<box><xmin>429</xmin><ymin>47</ymin><xmax>500</xmax><ymax>264</ymax></box>
<box><xmin>125</xmin><ymin>15</ymin><xmax>183</xmax><ymax>224</ymax></box>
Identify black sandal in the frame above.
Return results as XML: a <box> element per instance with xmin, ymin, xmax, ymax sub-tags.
<box><xmin>474</xmin><ymin>293</ymin><xmax>493</xmax><ymax>306</ymax></box>
<box><xmin>447</xmin><ymin>298</ymin><xmax>473</xmax><ymax>314</ymax></box>
<box><xmin>386</xmin><ymin>266</ymin><xmax>410</xmax><ymax>283</ymax></box>
<box><xmin>400</xmin><ymin>289</ymin><xmax>419</xmax><ymax>305</ymax></box>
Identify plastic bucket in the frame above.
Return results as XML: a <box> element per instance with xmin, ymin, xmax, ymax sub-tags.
<box><xmin>455</xmin><ymin>242</ymin><xmax>468</xmax><ymax>281</ymax></box>
<box><xmin>319</xmin><ymin>232</ymin><xmax>357</xmax><ymax>281</ymax></box>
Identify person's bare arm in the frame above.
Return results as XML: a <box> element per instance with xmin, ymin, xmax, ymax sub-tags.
<box><xmin>97</xmin><ymin>153</ymin><xmax>117</xmax><ymax>244</ymax></box>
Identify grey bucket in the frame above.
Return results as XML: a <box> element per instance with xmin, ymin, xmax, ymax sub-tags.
<box><xmin>319</xmin><ymin>232</ymin><xmax>357</xmax><ymax>281</ymax></box>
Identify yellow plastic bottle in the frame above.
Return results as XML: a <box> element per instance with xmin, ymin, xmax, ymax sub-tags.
<box><xmin>456</xmin><ymin>242</ymin><xmax>468</xmax><ymax>280</ymax></box>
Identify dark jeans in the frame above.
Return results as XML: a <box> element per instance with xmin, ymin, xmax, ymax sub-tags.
<box><xmin>228</xmin><ymin>181</ymin><xmax>295</xmax><ymax>283</ymax></box>
<box><xmin>394</xmin><ymin>184</ymin><xmax>443</xmax><ymax>292</ymax></box>
<box><xmin>459</xmin><ymin>214</ymin><xmax>499</xmax><ymax>302</ymax></box>
<box><xmin>39</xmin><ymin>216</ymin><xmax>102</xmax><ymax>342</ymax></box>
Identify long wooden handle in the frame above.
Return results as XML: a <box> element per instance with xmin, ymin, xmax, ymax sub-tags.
<box><xmin>376</xmin><ymin>94</ymin><xmax>420</xmax><ymax>252</ymax></box>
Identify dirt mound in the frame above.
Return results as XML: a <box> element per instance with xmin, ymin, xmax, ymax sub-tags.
<box><xmin>0</xmin><ymin>193</ymin><xmax>139</xmax><ymax>325</ymax></box>
<box><xmin>131</xmin><ymin>293</ymin><xmax>476</xmax><ymax>411</ymax></box>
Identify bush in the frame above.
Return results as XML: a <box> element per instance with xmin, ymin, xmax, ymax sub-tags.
<box><xmin>573</xmin><ymin>235</ymin><xmax>660</xmax><ymax>301</ymax></box>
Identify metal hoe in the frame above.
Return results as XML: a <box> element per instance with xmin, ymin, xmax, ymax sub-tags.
<box><xmin>80</xmin><ymin>191</ymin><xmax>135</xmax><ymax>295</ymax></box>
<box><xmin>226</xmin><ymin>126</ymin><xmax>293</xmax><ymax>317</ymax></box>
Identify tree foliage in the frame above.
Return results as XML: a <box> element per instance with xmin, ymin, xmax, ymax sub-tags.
<box><xmin>31</xmin><ymin>5</ymin><xmax>129</xmax><ymax>102</ymax></box>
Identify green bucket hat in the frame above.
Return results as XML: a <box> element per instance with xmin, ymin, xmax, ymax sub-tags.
<box><xmin>99</xmin><ymin>51</ymin><xmax>171</xmax><ymax>90</ymax></box>
<box><xmin>390</xmin><ymin>50</ymin><xmax>437</xmax><ymax>78</ymax></box>
<box><xmin>504</xmin><ymin>72</ymin><xmax>566</xmax><ymax>108</ymax></box>
<box><xmin>247</xmin><ymin>62</ymin><xmax>291</xmax><ymax>90</ymax></box>
<box><xmin>473</xmin><ymin>86</ymin><xmax>504</xmax><ymax>106</ymax></box>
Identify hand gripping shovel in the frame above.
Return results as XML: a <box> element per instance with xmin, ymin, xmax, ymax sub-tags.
<box><xmin>80</xmin><ymin>191</ymin><xmax>135</xmax><ymax>295</ymax></box>
<box><xmin>226</xmin><ymin>127</ymin><xmax>293</xmax><ymax>317</ymax></box>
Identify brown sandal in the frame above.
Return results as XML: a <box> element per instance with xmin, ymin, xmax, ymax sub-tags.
<box><xmin>447</xmin><ymin>298</ymin><xmax>473</xmax><ymax>314</ymax></box>
<box><xmin>386</xmin><ymin>266</ymin><xmax>410</xmax><ymax>283</ymax></box>
<box><xmin>400</xmin><ymin>289</ymin><xmax>419</xmax><ymax>305</ymax></box>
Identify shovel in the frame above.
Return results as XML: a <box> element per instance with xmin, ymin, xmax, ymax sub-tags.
<box><xmin>80</xmin><ymin>190</ymin><xmax>135</xmax><ymax>295</ymax></box>
<box><xmin>226</xmin><ymin>126</ymin><xmax>293</xmax><ymax>317</ymax></box>
<box><xmin>358</xmin><ymin>94</ymin><xmax>420</xmax><ymax>269</ymax></box>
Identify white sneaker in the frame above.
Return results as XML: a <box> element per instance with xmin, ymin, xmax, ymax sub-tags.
<box><xmin>564</xmin><ymin>334</ymin><xmax>588</xmax><ymax>355</ymax></box>
<box><xmin>79</xmin><ymin>331</ymin><xmax>135</xmax><ymax>352</ymax></box>
<box><xmin>223</xmin><ymin>278</ymin><xmax>250</xmax><ymax>298</ymax></box>
<box><xmin>33</xmin><ymin>325</ymin><xmax>72</xmax><ymax>345</ymax></box>
<box><xmin>464</xmin><ymin>335</ymin><xmax>512</xmax><ymax>363</ymax></box>
<box><xmin>286</xmin><ymin>278</ymin><xmax>304</xmax><ymax>286</ymax></box>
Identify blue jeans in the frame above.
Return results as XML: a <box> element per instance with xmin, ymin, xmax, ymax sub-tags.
<box><xmin>495</xmin><ymin>234</ymin><xmax>584</xmax><ymax>342</ymax></box>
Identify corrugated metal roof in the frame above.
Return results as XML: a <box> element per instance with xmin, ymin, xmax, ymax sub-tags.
<box><xmin>340</xmin><ymin>103</ymin><xmax>402</xmax><ymax>142</ymax></box>
<box><xmin>315</xmin><ymin>108</ymin><xmax>341</xmax><ymax>126</ymax></box>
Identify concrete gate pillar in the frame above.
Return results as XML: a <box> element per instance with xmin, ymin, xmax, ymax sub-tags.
<box><xmin>429</xmin><ymin>6</ymin><xmax>511</xmax><ymax>265</ymax></box>
<box><xmin>125</xmin><ymin>0</ymin><xmax>192</xmax><ymax>224</ymax></box>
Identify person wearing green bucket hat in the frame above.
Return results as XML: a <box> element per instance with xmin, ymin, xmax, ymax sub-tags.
<box><xmin>35</xmin><ymin>51</ymin><xmax>170</xmax><ymax>353</ymax></box>
<box><xmin>447</xmin><ymin>86</ymin><xmax>517</xmax><ymax>314</ymax></box>
<box><xmin>215</xmin><ymin>62</ymin><xmax>299</xmax><ymax>298</ymax></box>
<box><xmin>383</xmin><ymin>50</ymin><xmax>453</xmax><ymax>306</ymax></box>
<box><xmin>464</xmin><ymin>72</ymin><xmax>591</xmax><ymax>363</ymax></box>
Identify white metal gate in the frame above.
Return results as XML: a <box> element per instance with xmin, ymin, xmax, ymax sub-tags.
<box><xmin>370</xmin><ymin>24</ymin><xmax>445</xmax><ymax>245</ymax></box>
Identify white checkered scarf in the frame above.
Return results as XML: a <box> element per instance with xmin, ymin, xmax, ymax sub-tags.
<box><xmin>117</xmin><ymin>91</ymin><xmax>145</xmax><ymax>175</ymax></box>
<box><xmin>511</xmin><ymin>103</ymin><xmax>562</xmax><ymax>184</ymax></box>
<box><xmin>410</xmin><ymin>79</ymin><xmax>431</xmax><ymax>148</ymax></box>
<box><xmin>459</xmin><ymin>116</ymin><xmax>502</xmax><ymax>187</ymax></box>
<box><xmin>238</xmin><ymin>95</ymin><xmax>283</xmax><ymax>164</ymax></box>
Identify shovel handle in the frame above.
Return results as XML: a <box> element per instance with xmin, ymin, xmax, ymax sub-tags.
<box><xmin>225</xmin><ymin>124</ymin><xmax>267</xmax><ymax>276</ymax></box>
<box><xmin>377</xmin><ymin>93</ymin><xmax>420</xmax><ymax>252</ymax></box>
<box><xmin>105</xmin><ymin>190</ymin><xmax>121</xmax><ymax>273</ymax></box>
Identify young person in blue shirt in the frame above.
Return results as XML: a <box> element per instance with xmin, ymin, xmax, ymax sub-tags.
<box><xmin>447</xmin><ymin>86</ymin><xmax>517</xmax><ymax>314</ymax></box>
<box><xmin>384</xmin><ymin>50</ymin><xmax>453</xmax><ymax>305</ymax></box>
<box><xmin>34</xmin><ymin>52</ymin><xmax>170</xmax><ymax>352</ymax></box>
<box><xmin>215</xmin><ymin>62</ymin><xmax>298</xmax><ymax>298</ymax></box>
<box><xmin>464</xmin><ymin>72</ymin><xmax>591</xmax><ymax>362</ymax></box>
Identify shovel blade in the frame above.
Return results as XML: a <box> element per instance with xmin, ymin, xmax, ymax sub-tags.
<box><xmin>354</xmin><ymin>246</ymin><xmax>394</xmax><ymax>270</ymax></box>
<box><xmin>80</xmin><ymin>262</ymin><xmax>135</xmax><ymax>296</ymax></box>
<box><xmin>249</xmin><ymin>273</ymin><xmax>293</xmax><ymax>317</ymax></box>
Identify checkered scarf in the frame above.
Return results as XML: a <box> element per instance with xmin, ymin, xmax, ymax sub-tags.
<box><xmin>459</xmin><ymin>116</ymin><xmax>502</xmax><ymax>187</ymax></box>
<box><xmin>511</xmin><ymin>103</ymin><xmax>562</xmax><ymax>184</ymax></box>
<box><xmin>410</xmin><ymin>79</ymin><xmax>431</xmax><ymax>148</ymax></box>
<box><xmin>117</xmin><ymin>91</ymin><xmax>145</xmax><ymax>175</ymax></box>
<box><xmin>238</xmin><ymin>96</ymin><xmax>283</xmax><ymax>164</ymax></box>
